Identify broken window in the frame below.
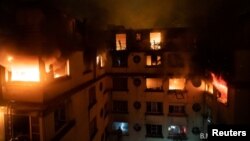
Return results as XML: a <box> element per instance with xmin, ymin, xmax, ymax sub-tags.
<box><xmin>150</xmin><ymin>32</ymin><xmax>161</xmax><ymax>50</ymax></box>
<box><xmin>146</xmin><ymin>55</ymin><xmax>161</xmax><ymax>66</ymax></box>
<box><xmin>116</xmin><ymin>34</ymin><xmax>126</xmax><ymax>50</ymax></box>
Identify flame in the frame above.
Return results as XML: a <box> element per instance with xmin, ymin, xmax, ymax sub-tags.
<box><xmin>169</xmin><ymin>78</ymin><xmax>186</xmax><ymax>90</ymax></box>
<box><xmin>211</xmin><ymin>72</ymin><xmax>228</xmax><ymax>103</ymax></box>
<box><xmin>6</xmin><ymin>56</ymin><xmax>40</xmax><ymax>82</ymax></box>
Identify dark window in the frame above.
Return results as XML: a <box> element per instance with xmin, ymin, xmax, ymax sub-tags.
<box><xmin>146</xmin><ymin>124</ymin><xmax>163</xmax><ymax>138</ymax></box>
<box><xmin>113</xmin><ymin>100</ymin><xmax>128</xmax><ymax>113</ymax></box>
<box><xmin>112</xmin><ymin>77</ymin><xmax>128</xmax><ymax>91</ymax></box>
<box><xmin>104</xmin><ymin>102</ymin><xmax>109</xmax><ymax>118</ymax></box>
<box><xmin>89</xmin><ymin>86</ymin><xmax>97</xmax><ymax>109</ymax></box>
<box><xmin>54</xmin><ymin>105</ymin><xmax>67</xmax><ymax>131</ymax></box>
<box><xmin>112</xmin><ymin>53</ymin><xmax>128</xmax><ymax>67</ymax></box>
<box><xmin>146</xmin><ymin>102</ymin><xmax>163</xmax><ymax>115</ymax></box>
<box><xmin>169</xmin><ymin>105</ymin><xmax>185</xmax><ymax>115</ymax></box>
<box><xmin>89</xmin><ymin>117</ymin><xmax>97</xmax><ymax>140</ymax></box>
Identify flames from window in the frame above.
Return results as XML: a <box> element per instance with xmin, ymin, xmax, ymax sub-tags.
<box><xmin>169</xmin><ymin>78</ymin><xmax>186</xmax><ymax>90</ymax></box>
<box><xmin>210</xmin><ymin>72</ymin><xmax>228</xmax><ymax>104</ymax></box>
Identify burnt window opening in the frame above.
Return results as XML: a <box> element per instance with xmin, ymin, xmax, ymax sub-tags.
<box><xmin>89</xmin><ymin>117</ymin><xmax>97</xmax><ymax>141</ymax></box>
<box><xmin>89</xmin><ymin>86</ymin><xmax>97</xmax><ymax>110</ymax></box>
<box><xmin>112</xmin><ymin>77</ymin><xmax>128</xmax><ymax>91</ymax></box>
<box><xmin>146</xmin><ymin>78</ymin><xmax>163</xmax><ymax>92</ymax></box>
<box><xmin>146</xmin><ymin>102</ymin><xmax>163</xmax><ymax>115</ymax></box>
<box><xmin>146</xmin><ymin>54</ymin><xmax>162</xmax><ymax>66</ymax></box>
<box><xmin>112</xmin><ymin>53</ymin><xmax>128</xmax><ymax>67</ymax></box>
<box><xmin>150</xmin><ymin>32</ymin><xmax>161</xmax><ymax>50</ymax></box>
<box><xmin>168</xmin><ymin>78</ymin><xmax>186</xmax><ymax>90</ymax></box>
<box><xmin>112</xmin><ymin>100</ymin><xmax>128</xmax><ymax>113</ymax></box>
<box><xmin>146</xmin><ymin>124</ymin><xmax>163</xmax><ymax>138</ymax></box>
<box><xmin>116</xmin><ymin>34</ymin><xmax>126</xmax><ymax>50</ymax></box>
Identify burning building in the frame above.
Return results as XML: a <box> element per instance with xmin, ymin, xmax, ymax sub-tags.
<box><xmin>0</xmin><ymin>1</ymin><xmax>250</xmax><ymax>141</ymax></box>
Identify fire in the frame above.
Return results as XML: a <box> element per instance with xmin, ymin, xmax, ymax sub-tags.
<box><xmin>150</xmin><ymin>32</ymin><xmax>161</xmax><ymax>50</ymax></box>
<box><xmin>169</xmin><ymin>78</ymin><xmax>186</xmax><ymax>90</ymax></box>
<box><xmin>211</xmin><ymin>72</ymin><xmax>228</xmax><ymax>103</ymax></box>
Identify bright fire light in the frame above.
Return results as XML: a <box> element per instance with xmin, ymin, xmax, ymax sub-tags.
<box><xmin>211</xmin><ymin>72</ymin><xmax>228</xmax><ymax>104</ymax></box>
<box><xmin>7</xmin><ymin>56</ymin><xmax>40</xmax><ymax>82</ymax></box>
<box><xmin>169</xmin><ymin>78</ymin><xmax>186</xmax><ymax>90</ymax></box>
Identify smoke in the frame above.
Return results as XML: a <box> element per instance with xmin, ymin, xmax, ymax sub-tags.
<box><xmin>57</xmin><ymin>0</ymin><xmax>221</xmax><ymax>29</ymax></box>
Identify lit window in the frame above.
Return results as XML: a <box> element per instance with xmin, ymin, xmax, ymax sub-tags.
<box><xmin>150</xmin><ymin>32</ymin><xmax>161</xmax><ymax>50</ymax></box>
<box><xmin>116</xmin><ymin>34</ymin><xmax>126</xmax><ymax>50</ymax></box>
<box><xmin>146</xmin><ymin>78</ymin><xmax>163</xmax><ymax>91</ymax></box>
<box><xmin>96</xmin><ymin>55</ymin><xmax>104</xmax><ymax>68</ymax></box>
<box><xmin>146</xmin><ymin>55</ymin><xmax>161</xmax><ymax>66</ymax></box>
<box><xmin>168</xmin><ymin>125</ymin><xmax>187</xmax><ymax>139</ymax></box>
<box><xmin>45</xmin><ymin>59</ymin><xmax>70</xmax><ymax>79</ymax></box>
<box><xmin>146</xmin><ymin>124</ymin><xmax>163</xmax><ymax>137</ymax></box>
<box><xmin>146</xmin><ymin>102</ymin><xmax>163</xmax><ymax>114</ymax></box>
<box><xmin>112</xmin><ymin>122</ymin><xmax>129</xmax><ymax>135</ymax></box>
<box><xmin>169</xmin><ymin>78</ymin><xmax>186</xmax><ymax>90</ymax></box>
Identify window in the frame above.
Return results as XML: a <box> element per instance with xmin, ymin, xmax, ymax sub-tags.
<box><xmin>150</xmin><ymin>32</ymin><xmax>161</xmax><ymax>50</ymax></box>
<box><xmin>146</xmin><ymin>102</ymin><xmax>163</xmax><ymax>115</ymax></box>
<box><xmin>89</xmin><ymin>117</ymin><xmax>97</xmax><ymax>140</ymax></box>
<box><xmin>146</xmin><ymin>78</ymin><xmax>163</xmax><ymax>91</ymax></box>
<box><xmin>89</xmin><ymin>86</ymin><xmax>97</xmax><ymax>109</ymax></box>
<box><xmin>112</xmin><ymin>53</ymin><xmax>128</xmax><ymax>67</ymax></box>
<box><xmin>116</xmin><ymin>34</ymin><xmax>126</xmax><ymax>50</ymax></box>
<box><xmin>136</xmin><ymin>33</ymin><xmax>141</xmax><ymax>40</ymax></box>
<box><xmin>146</xmin><ymin>124</ymin><xmax>163</xmax><ymax>138</ymax></box>
<box><xmin>54</xmin><ymin>105</ymin><xmax>67</xmax><ymax>131</ymax></box>
<box><xmin>96</xmin><ymin>55</ymin><xmax>104</xmax><ymax>68</ymax></box>
<box><xmin>169</xmin><ymin>105</ymin><xmax>185</xmax><ymax>115</ymax></box>
<box><xmin>112</xmin><ymin>122</ymin><xmax>129</xmax><ymax>135</ymax></box>
<box><xmin>104</xmin><ymin>102</ymin><xmax>109</xmax><ymax>118</ymax></box>
<box><xmin>169</xmin><ymin>78</ymin><xmax>186</xmax><ymax>90</ymax></box>
<box><xmin>112</xmin><ymin>77</ymin><xmax>128</xmax><ymax>91</ymax></box>
<box><xmin>113</xmin><ymin>100</ymin><xmax>128</xmax><ymax>113</ymax></box>
<box><xmin>146</xmin><ymin>55</ymin><xmax>162</xmax><ymax>66</ymax></box>
<box><xmin>168</xmin><ymin>125</ymin><xmax>187</xmax><ymax>139</ymax></box>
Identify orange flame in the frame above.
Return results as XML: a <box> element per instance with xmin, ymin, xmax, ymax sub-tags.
<box><xmin>211</xmin><ymin>72</ymin><xmax>228</xmax><ymax>103</ymax></box>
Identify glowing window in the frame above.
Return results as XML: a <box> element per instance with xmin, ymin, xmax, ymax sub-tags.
<box><xmin>150</xmin><ymin>32</ymin><xmax>161</xmax><ymax>50</ymax></box>
<box><xmin>168</xmin><ymin>125</ymin><xmax>187</xmax><ymax>138</ymax></box>
<box><xmin>6</xmin><ymin>56</ymin><xmax>40</xmax><ymax>82</ymax></box>
<box><xmin>146</xmin><ymin>78</ymin><xmax>163</xmax><ymax>90</ymax></box>
<box><xmin>169</xmin><ymin>78</ymin><xmax>186</xmax><ymax>90</ymax></box>
<box><xmin>146</xmin><ymin>55</ymin><xmax>161</xmax><ymax>66</ymax></box>
<box><xmin>45</xmin><ymin>59</ymin><xmax>70</xmax><ymax>79</ymax></box>
<box><xmin>116</xmin><ymin>34</ymin><xmax>126</xmax><ymax>50</ymax></box>
<box><xmin>112</xmin><ymin>122</ymin><xmax>128</xmax><ymax>135</ymax></box>
<box><xmin>96</xmin><ymin>55</ymin><xmax>104</xmax><ymax>68</ymax></box>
